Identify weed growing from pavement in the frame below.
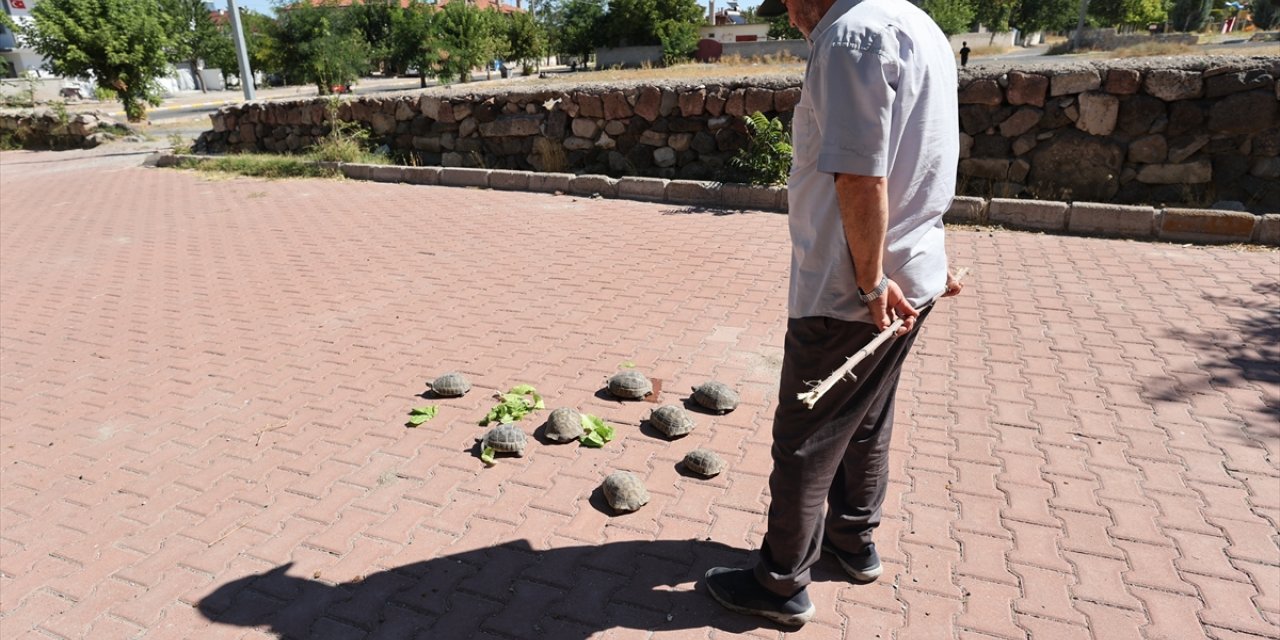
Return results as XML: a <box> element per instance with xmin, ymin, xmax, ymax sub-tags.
<box><xmin>179</xmin><ymin>154</ymin><xmax>340</xmax><ymax>179</ymax></box>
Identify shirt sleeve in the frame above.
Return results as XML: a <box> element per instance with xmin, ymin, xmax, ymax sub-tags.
<box><xmin>810</xmin><ymin>28</ymin><xmax>899</xmax><ymax>178</ymax></box>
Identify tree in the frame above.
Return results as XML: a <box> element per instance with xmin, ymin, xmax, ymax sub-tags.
<box><xmin>21</xmin><ymin>0</ymin><xmax>170</xmax><ymax>120</ymax></box>
<box><xmin>1017</xmin><ymin>0</ymin><xmax>1080</xmax><ymax>31</ymax></box>
<box><xmin>270</xmin><ymin>1</ymin><xmax>369</xmax><ymax>94</ymax></box>
<box><xmin>205</xmin><ymin>9</ymin><xmax>273</xmax><ymax>86</ymax></box>
<box><xmin>504</xmin><ymin>11</ymin><xmax>546</xmax><ymax>75</ymax></box>
<box><xmin>974</xmin><ymin>0</ymin><xmax>1017</xmax><ymax>31</ymax></box>
<box><xmin>553</xmin><ymin>0</ymin><xmax>604</xmax><ymax>65</ymax></box>
<box><xmin>348</xmin><ymin>0</ymin><xmax>399</xmax><ymax>74</ymax></box>
<box><xmin>160</xmin><ymin>0</ymin><xmax>229</xmax><ymax>92</ymax></box>
<box><xmin>922</xmin><ymin>0</ymin><xmax>976</xmax><ymax>36</ymax></box>
<box><xmin>1087</xmin><ymin>0</ymin><xmax>1167</xmax><ymax>27</ymax></box>
<box><xmin>433</xmin><ymin>2</ymin><xmax>501</xmax><ymax>83</ymax></box>
<box><xmin>1170</xmin><ymin>0</ymin><xmax>1213</xmax><ymax>29</ymax></box>
<box><xmin>1254</xmin><ymin>0</ymin><xmax>1279</xmax><ymax>29</ymax></box>
<box><xmin>390</xmin><ymin>3</ymin><xmax>441</xmax><ymax>87</ymax></box>
<box><xmin>598</xmin><ymin>0</ymin><xmax>704</xmax><ymax>48</ymax></box>
<box><xmin>767</xmin><ymin>15</ymin><xmax>802</xmax><ymax>39</ymax></box>
<box><xmin>655</xmin><ymin>18</ymin><xmax>699</xmax><ymax>64</ymax></box>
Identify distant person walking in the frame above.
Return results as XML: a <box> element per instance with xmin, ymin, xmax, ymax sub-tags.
<box><xmin>959</xmin><ymin>41</ymin><xmax>971</xmax><ymax>67</ymax></box>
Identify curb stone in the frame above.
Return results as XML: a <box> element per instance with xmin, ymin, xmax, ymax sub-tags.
<box><xmin>155</xmin><ymin>154</ymin><xmax>1277</xmax><ymax>246</ymax></box>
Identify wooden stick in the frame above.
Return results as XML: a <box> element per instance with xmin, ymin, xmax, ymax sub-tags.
<box><xmin>796</xmin><ymin>268</ymin><xmax>969</xmax><ymax>410</ymax></box>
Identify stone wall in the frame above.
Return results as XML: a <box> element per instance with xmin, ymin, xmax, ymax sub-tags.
<box><xmin>195</xmin><ymin>56</ymin><xmax>1280</xmax><ymax>210</ymax></box>
<box><xmin>955</xmin><ymin>56</ymin><xmax>1278</xmax><ymax>210</ymax></box>
<box><xmin>0</xmin><ymin>108</ymin><xmax>124</xmax><ymax>149</ymax></box>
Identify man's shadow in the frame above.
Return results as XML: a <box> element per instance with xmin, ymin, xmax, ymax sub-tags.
<box><xmin>198</xmin><ymin>538</ymin><xmax>779</xmax><ymax>638</ymax></box>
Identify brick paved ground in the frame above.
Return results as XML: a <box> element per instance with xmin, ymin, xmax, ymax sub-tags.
<box><xmin>1</xmin><ymin>147</ymin><xmax>1277</xmax><ymax>640</ymax></box>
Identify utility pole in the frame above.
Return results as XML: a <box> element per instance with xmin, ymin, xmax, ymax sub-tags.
<box><xmin>227</xmin><ymin>0</ymin><xmax>255</xmax><ymax>100</ymax></box>
<box><xmin>1070</xmin><ymin>0</ymin><xmax>1091</xmax><ymax>52</ymax></box>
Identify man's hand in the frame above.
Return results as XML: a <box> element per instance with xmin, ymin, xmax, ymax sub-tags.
<box><xmin>867</xmin><ymin>278</ymin><xmax>918</xmax><ymax>336</ymax></box>
<box><xmin>941</xmin><ymin>269</ymin><xmax>964</xmax><ymax>298</ymax></box>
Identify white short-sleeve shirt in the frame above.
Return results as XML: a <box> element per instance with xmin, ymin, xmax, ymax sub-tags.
<box><xmin>787</xmin><ymin>0</ymin><xmax>959</xmax><ymax>322</ymax></box>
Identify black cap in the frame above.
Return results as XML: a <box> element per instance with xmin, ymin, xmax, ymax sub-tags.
<box><xmin>757</xmin><ymin>0</ymin><xmax>786</xmax><ymax>17</ymax></box>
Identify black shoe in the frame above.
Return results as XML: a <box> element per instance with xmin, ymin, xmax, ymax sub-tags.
<box><xmin>704</xmin><ymin>567</ymin><xmax>815</xmax><ymax>627</ymax></box>
<box><xmin>821</xmin><ymin>542</ymin><xmax>883</xmax><ymax>584</ymax></box>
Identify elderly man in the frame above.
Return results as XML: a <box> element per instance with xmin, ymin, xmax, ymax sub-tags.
<box><xmin>704</xmin><ymin>0</ymin><xmax>962</xmax><ymax>627</ymax></box>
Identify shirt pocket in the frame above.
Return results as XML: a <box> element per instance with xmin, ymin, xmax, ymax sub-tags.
<box><xmin>790</xmin><ymin>104</ymin><xmax>820</xmax><ymax>175</ymax></box>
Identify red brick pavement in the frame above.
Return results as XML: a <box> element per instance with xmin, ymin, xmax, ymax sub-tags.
<box><xmin>1</xmin><ymin>147</ymin><xmax>1277</xmax><ymax>639</ymax></box>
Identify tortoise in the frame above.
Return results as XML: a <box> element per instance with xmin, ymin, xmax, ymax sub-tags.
<box><xmin>607</xmin><ymin>370</ymin><xmax>652</xmax><ymax>400</ymax></box>
<box><xmin>544</xmin><ymin>407</ymin><xmax>584</xmax><ymax>443</ymax></box>
<box><xmin>648</xmin><ymin>405</ymin><xmax>695</xmax><ymax>439</ymax></box>
<box><xmin>682</xmin><ymin>448</ymin><xmax>727</xmax><ymax>478</ymax></box>
<box><xmin>430</xmin><ymin>372</ymin><xmax>471</xmax><ymax>398</ymax></box>
<box><xmin>479</xmin><ymin>423</ymin><xmax>527</xmax><ymax>457</ymax></box>
<box><xmin>691</xmin><ymin>381</ymin><xmax>739</xmax><ymax>413</ymax></box>
<box><xmin>602</xmin><ymin>471</ymin><xmax>649</xmax><ymax>513</ymax></box>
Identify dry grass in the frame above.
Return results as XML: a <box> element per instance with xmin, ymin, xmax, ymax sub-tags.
<box><xmin>1112</xmin><ymin>41</ymin><xmax>1198</xmax><ymax>57</ymax></box>
<box><xmin>574</xmin><ymin>54</ymin><xmax>805</xmax><ymax>82</ymax></box>
<box><xmin>968</xmin><ymin>45</ymin><xmax>1015</xmax><ymax>57</ymax></box>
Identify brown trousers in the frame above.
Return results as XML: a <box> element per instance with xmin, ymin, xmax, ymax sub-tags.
<box><xmin>753</xmin><ymin>309</ymin><xmax>930</xmax><ymax>596</ymax></box>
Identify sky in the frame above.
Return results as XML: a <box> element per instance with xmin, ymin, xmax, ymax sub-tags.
<box><xmin>226</xmin><ymin>0</ymin><xmax>765</xmax><ymax>19</ymax></box>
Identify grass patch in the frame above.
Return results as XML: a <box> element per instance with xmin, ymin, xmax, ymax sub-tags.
<box><xmin>179</xmin><ymin>154</ymin><xmax>339</xmax><ymax>179</ymax></box>
<box><xmin>567</xmin><ymin>54</ymin><xmax>805</xmax><ymax>82</ymax></box>
<box><xmin>1112</xmin><ymin>41</ymin><xmax>1197</xmax><ymax>57</ymax></box>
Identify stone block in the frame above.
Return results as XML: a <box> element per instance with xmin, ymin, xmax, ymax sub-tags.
<box><xmin>999</xmin><ymin>108</ymin><xmax>1041</xmax><ymax>138</ymax></box>
<box><xmin>440</xmin><ymin>167</ymin><xmax>490</xmax><ymax>188</ymax></box>
<box><xmin>577</xmin><ymin>93</ymin><xmax>604</xmax><ymax>118</ymax></box>
<box><xmin>666</xmin><ymin>180</ymin><xmax>721</xmax><ymax>207</ymax></box>
<box><xmin>564</xmin><ymin>136</ymin><xmax>594</xmax><ymax>151</ymax></box>
<box><xmin>959</xmin><ymin>79</ymin><xmax>1003</xmax><ymax>106</ymax></box>
<box><xmin>1105</xmin><ymin>69</ymin><xmax>1141</xmax><ymax>95</ymax></box>
<box><xmin>1076</xmin><ymin>92</ymin><xmax>1119</xmax><ymax>136</ymax></box>
<box><xmin>959</xmin><ymin>158</ymin><xmax>1010</xmax><ymax>180</ymax></box>
<box><xmin>1166</xmin><ymin>134</ymin><xmax>1209</xmax><ymax>164</ymax></box>
<box><xmin>402</xmin><ymin>166</ymin><xmax>441</xmax><ymax>186</ymax></box>
<box><xmin>1128</xmin><ymin>134</ymin><xmax>1167</xmax><ymax>164</ymax></box>
<box><xmin>528</xmin><ymin>172</ymin><xmax>573</xmax><ymax>193</ymax></box>
<box><xmin>679</xmin><ymin>88</ymin><xmax>707</xmax><ymax>117</ymax></box>
<box><xmin>1251</xmin><ymin>156</ymin><xmax>1280</xmax><ymax>179</ymax></box>
<box><xmin>571</xmin><ymin>118</ymin><xmax>600</xmax><ymax>139</ymax></box>
<box><xmin>368</xmin><ymin>165</ymin><xmax>406</xmax><ymax>182</ymax></box>
<box><xmin>634</xmin><ymin>87</ymin><xmax>662</xmax><ymax>121</ymax></box>
<box><xmin>1143</xmin><ymin>70</ymin><xmax>1203</xmax><ymax>101</ymax></box>
<box><xmin>1205</xmin><ymin>69</ymin><xmax>1274</xmax><ymax>98</ymax></box>
<box><xmin>617</xmin><ymin>177</ymin><xmax>669</xmax><ymax>202</ymax></box>
<box><xmin>1007</xmin><ymin>72</ymin><xmax>1048</xmax><ymax>107</ymax></box>
<box><xmin>721</xmin><ymin>183</ymin><xmax>782</xmax><ymax>211</ymax></box>
<box><xmin>1068</xmin><ymin>202</ymin><xmax>1156</xmax><ymax>238</ymax></box>
<box><xmin>1253</xmin><ymin>214</ymin><xmax>1280</xmax><ymax>245</ymax></box>
<box><xmin>774</xmin><ymin>88</ymin><xmax>802</xmax><ymax>112</ymax></box>
<box><xmin>1159</xmin><ymin>208</ymin><xmax>1257</xmax><ymax>243</ymax></box>
<box><xmin>488</xmin><ymin>168</ymin><xmax>529</xmax><ymax>190</ymax></box>
<box><xmin>744</xmin><ymin>88</ymin><xmax>774</xmax><ymax>114</ymax></box>
<box><xmin>639</xmin><ymin>130</ymin><xmax>668</xmax><ymax>147</ymax></box>
<box><xmin>341</xmin><ymin>163</ymin><xmax>375</xmax><ymax>180</ymax></box>
<box><xmin>602</xmin><ymin>91</ymin><xmax>632</xmax><ymax>119</ymax></box>
<box><xmin>945</xmin><ymin>196</ymin><xmax>987</xmax><ymax>224</ymax></box>
<box><xmin>1050</xmin><ymin>70</ymin><xmax>1101</xmax><ymax>96</ymax></box>
<box><xmin>569</xmin><ymin>174</ymin><xmax>619</xmax><ymax>197</ymax></box>
<box><xmin>654</xmin><ymin>146</ymin><xmax>677</xmax><ymax>168</ymax></box>
<box><xmin>1137</xmin><ymin>161</ymin><xmax>1212</xmax><ymax>184</ymax></box>
<box><xmin>1208</xmin><ymin>90</ymin><xmax>1277</xmax><ymax>134</ymax></box>
<box><xmin>395</xmin><ymin>100</ymin><xmax>417</xmax><ymax>121</ymax></box>
<box><xmin>988</xmin><ymin>198</ymin><xmax>1069</xmax><ymax>231</ymax></box>
<box><xmin>480</xmin><ymin>115</ymin><xmax>544</xmax><ymax>137</ymax></box>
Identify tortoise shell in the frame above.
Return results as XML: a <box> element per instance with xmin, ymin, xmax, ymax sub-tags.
<box><xmin>544</xmin><ymin>407</ymin><xmax>584</xmax><ymax>443</ymax></box>
<box><xmin>649</xmin><ymin>405</ymin><xmax>695</xmax><ymax>439</ymax></box>
<box><xmin>607</xmin><ymin>370</ymin><xmax>652</xmax><ymax>400</ymax></box>
<box><xmin>481</xmin><ymin>424</ymin><xmax>527</xmax><ymax>455</ymax></box>
<box><xmin>430</xmin><ymin>372</ymin><xmax>471</xmax><ymax>398</ymax></box>
<box><xmin>602</xmin><ymin>471</ymin><xmax>650</xmax><ymax>513</ymax></box>
<box><xmin>691</xmin><ymin>381</ymin><xmax>738</xmax><ymax>413</ymax></box>
<box><xmin>683</xmin><ymin>448</ymin><xmax>726</xmax><ymax>477</ymax></box>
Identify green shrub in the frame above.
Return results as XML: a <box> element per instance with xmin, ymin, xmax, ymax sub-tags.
<box><xmin>728</xmin><ymin>111</ymin><xmax>792</xmax><ymax>186</ymax></box>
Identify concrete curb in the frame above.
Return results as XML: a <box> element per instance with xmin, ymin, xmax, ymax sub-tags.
<box><xmin>157</xmin><ymin>154</ymin><xmax>1278</xmax><ymax>246</ymax></box>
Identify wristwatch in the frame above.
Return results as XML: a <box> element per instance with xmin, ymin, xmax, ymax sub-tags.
<box><xmin>858</xmin><ymin>275</ymin><xmax>890</xmax><ymax>303</ymax></box>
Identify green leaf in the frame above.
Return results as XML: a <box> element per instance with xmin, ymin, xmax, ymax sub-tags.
<box><xmin>596</xmin><ymin>424</ymin><xmax>615</xmax><ymax>442</ymax></box>
<box><xmin>411</xmin><ymin>406</ymin><xmax>438</xmax><ymax>417</ymax></box>
<box><xmin>578</xmin><ymin>413</ymin><xmax>614</xmax><ymax>448</ymax></box>
<box><xmin>480</xmin><ymin>446</ymin><xmax>496</xmax><ymax>465</ymax></box>
<box><xmin>580</xmin><ymin>431</ymin><xmax>605</xmax><ymax>448</ymax></box>
<box><xmin>407</xmin><ymin>414</ymin><xmax>431</xmax><ymax>426</ymax></box>
<box><xmin>619</xmin><ymin>360</ymin><xmax>636</xmax><ymax>369</ymax></box>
